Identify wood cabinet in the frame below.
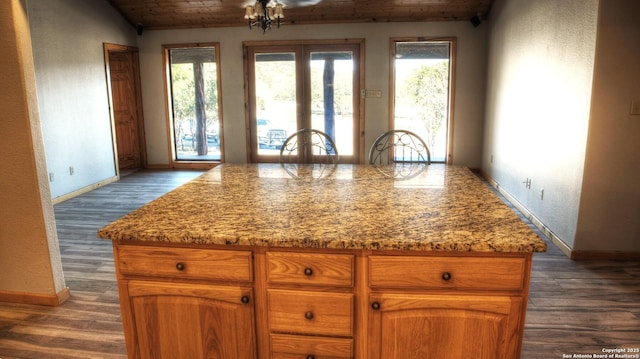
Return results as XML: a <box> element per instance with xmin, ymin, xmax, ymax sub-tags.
<box><xmin>114</xmin><ymin>244</ymin><xmax>257</xmax><ymax>359</ymax></box>
<box><xmin>368</xmin><ymin>294</ymin><xmax>524</xmax><ymax>359</ymax></box>
<box><xmin>113</xmin><ymin>243</ymin><xmax>532</xmax><ymax>359</ymax></box>
<box><xmin>367</xmin><ymin>254</ymin><xmax>529</xmax><ymax>359</ymax></box>
<box><xmin>263</xmin><ymin>251</ymin><xmax>356</xmax><ymax>359</ymax></box>
<box><xmin>126</xmin><ymin>281</ymin><xmax>256</xmax><ymax>359</ymax></box>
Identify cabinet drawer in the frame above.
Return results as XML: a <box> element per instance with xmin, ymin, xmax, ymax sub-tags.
<box><xmin>369</xmin><ymin>255</ymin><xmax>526</xmax><ymax>291</ymax></box>
<box><xmin>267</xmin><ymin>251</ymin><xmax>354</xmax><ymax>287</ymax></box>
<box><xmin>268</xmin><ymin>289</ymin><xmax>353</xmax><ymax>337</ymax></box>
<box><xmin>116</xmin><ymin>245</ymin><xmax>252</xmax><ymax>282</ymax></box>
<box><xmin>271</xmin><ymin>333</ymin><xmax>353</xmax><ymax>358</ymax></box>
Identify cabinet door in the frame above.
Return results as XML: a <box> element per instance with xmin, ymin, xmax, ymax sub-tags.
<box><xmin>368</xmin><ymin>294</ymin><xmax>523</xmax><ymax>359</ymax></box>
<box><xmin>126</xmin><ymin>280</ymin><xmax>256</xmax><ymax>359</ymax></box>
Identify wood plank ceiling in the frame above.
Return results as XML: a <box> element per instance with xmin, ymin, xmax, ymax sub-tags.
<box><xmin>106</xmin><ymin>0</ymin><xmax>494</xmax><ymax>30</ymax></box>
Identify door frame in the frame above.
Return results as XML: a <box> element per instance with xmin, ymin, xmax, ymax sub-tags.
<box><xmin>388</xmin><ymin>37</ymin><xmax>456</xmax><ymax>164</ymax></box>
<box><xmin>243</xmin><ymin>39</ymin><xmax>365</xmax><ymax>164</ymax></box>
<box><xmin>161</xmin><ymin>43</ymin><xmax>224</xmax><ymax>168</ymax></box>
<box><xmin>103</xmin><ymin>43</ymin><xmax>147</xmax><ymax>175</ymax></box>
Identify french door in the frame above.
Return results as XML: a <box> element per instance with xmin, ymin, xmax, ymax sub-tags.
<box><xmin>245</xmin><ymin>40</ymin><xmax>363</xmax><ymax>163</ymax></box>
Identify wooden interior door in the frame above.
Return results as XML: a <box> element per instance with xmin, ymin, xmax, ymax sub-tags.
<box><xmin>107</xmin><ymin>46</ymin><xmax>145</xmax><ymax>170</ymax></box>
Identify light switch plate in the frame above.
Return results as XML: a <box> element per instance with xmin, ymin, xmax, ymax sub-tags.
<box><xmin>365</xmin><ymin>90</ymin><xmax>382</xmax><ymax>98</ymax></box>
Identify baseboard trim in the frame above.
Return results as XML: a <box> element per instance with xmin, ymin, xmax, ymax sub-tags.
<box><xmin>479</xmin><ymin>170</ymin><xmax>572</xmax><ymax>258</ymax></box>
<box><xmin>480</xmin><ymin>171</ymin><xmax>640</xmax><ymax>261</ymax></box>
<box><xmin>571</xmin><ymin>250</ymin><xmax>640</xmax><ymax>261</ymax></box>
<box><xmin>52</xmin><ymin>176</ymin><xmax>119</xmax><ymax>204</ymax></box>
<box><xmin>0</xmin><ymin>287</ymin><xmax>70</xmax><ymax>306</ymax></box>
<box><xmin>145</xmin><ymin>164</ymin><xmax>172</xmax><ymax>169</ymax></box>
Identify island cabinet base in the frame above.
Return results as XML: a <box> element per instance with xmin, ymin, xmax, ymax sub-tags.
<box><xmin>112</xmin><ymin>241</ymin><xmax>533</xmax><ymax>359</ymax></box>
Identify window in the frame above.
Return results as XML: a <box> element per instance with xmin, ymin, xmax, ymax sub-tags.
<box><xmin>245</xmin><ymin>41</ymin><xmax>363</xmax><ymax>163</ymax></box>
<box><xmin>391</xmin><ymin>39</ymin><xmax>455</xmax><ymax>163</ymax></box>
<box><xmin>163</xmin><ymin>43</ymin><xmax>223</xmax><ymax>166</ymax></box>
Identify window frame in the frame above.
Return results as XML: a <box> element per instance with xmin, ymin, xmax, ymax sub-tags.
<box><xmin>389</xmin><ymin>37</ymin><xmax>456</xmax><ymax>164</ymax></box>
<box><xmin>162</xmin><ymin>42</ymin><xmax>224</xmax><ymax>169</ymax></box>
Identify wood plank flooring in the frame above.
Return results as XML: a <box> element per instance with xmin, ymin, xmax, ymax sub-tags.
<box><xmin>0</xmin><ymin>169</ymin><xmax>204</xmax><ymax>359</ymax></box>
<box><xmin>0</xmin><ymin>169</ymin><xmax>638</xmax><ymax>359</ymax></box>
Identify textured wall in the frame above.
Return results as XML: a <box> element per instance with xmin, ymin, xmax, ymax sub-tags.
<box><xmin>483</xmin><ymin>0</ymin><xmax>599</xmax><ymax>249</ymax></box>
<box><xmin>576</xmin><ymin>0</ymin><xmax>640</xmax><ymax>252</ymax></box>
<box><xmin>136</xmin><ymin>21</ymin><xmax>488</xmax><ymax>167</ymax></box>
<box><xmin>0</xmin><ymin>0</ymin><xmax>64</xmax><ymax>296</ymax></box>
<box><xmin>28</xmin><ymin>0</ymin><xmax>137</xmax><ymax>199</ymax></box>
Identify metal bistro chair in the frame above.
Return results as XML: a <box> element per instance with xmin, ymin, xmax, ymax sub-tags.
<box><xmin>279</xmin><ymin>129</ymin><xmax>339</xmax><ymax>178</ymax></box>
<box><xmin>280</xmin><ymin>129</ymin><xmax>339</xmax><ymax>164</ymax></box>
<box><xmin>368</xmin><ymin>129</ymin><xmax>431</xmax><ymax>179</ymax></box>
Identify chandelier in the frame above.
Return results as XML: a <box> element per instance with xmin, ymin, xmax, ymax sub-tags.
<box><xmin>244</xmin><ymin>0</ymin><xmax>285</xmax><ymax>33</ymax></box>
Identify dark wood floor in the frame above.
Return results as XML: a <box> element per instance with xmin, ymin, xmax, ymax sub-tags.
<box><xmin>0</xmin><ymin>169</ymin><xmax>638</xmax><ymax>358</ymax></box>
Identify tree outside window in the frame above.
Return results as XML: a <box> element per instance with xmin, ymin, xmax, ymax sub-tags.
<box><xmin>393</xmin><ymin>40</ymin><xmax>453</xmax><ymax>163</ymax></box>
<box><xmin>165</xmin><ymin>44</ymin><xmax>222</xmax><ymax>163</ymax></box>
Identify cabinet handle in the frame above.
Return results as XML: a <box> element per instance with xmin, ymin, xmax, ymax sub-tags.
<box><xmin>306</xmin><ymin>356</ymin><xmax>316</xmax><ymax>359</ymax></box>
<box><xmin>442</xmin><ymin>272</ymin><xmax>452</xmax><ymax>281</ymax></box>
<box><xmin>175</xmin><ymin>262</ymin><xmax>185</xmax><ymax>271</ymax></box>
<box><xmin>304</xmin><ymin>311</ymin><xmax>314</xmax><ymax>320</ymax></box>
<box><xmin>371</xmin><ymin>301</ymin><xmax>381</xmax><ymax>310</ymax></box>
<box><xmin>304</xmin><ymin>267</ymin><xmax>313</xmax><ymax>276</ymax></box>
<box><xmin>241</xmin><ymin>296</ymin><xmax>250</xmax><ymax>304</ymax></box>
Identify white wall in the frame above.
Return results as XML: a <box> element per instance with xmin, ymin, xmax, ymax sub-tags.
<box><xmin>25</xmin><ymin>1</ymin><xmax>489</xmax><ymax>198</ymax></box>
<box><xmin>483</xmin><ymin>0</ymin><xmax>599</xmax><ymax>249</ymax></box>
<box><xmin>27</xmin><ymin>0</ymin><xmax>138</xmax><ymax>199</ymax></box>
<box><xmin>575</xmin><ymin>0</ymin><xmax>640</xmax><ymax>252</ymax></box>
<box><xmin>137</xmin><ymin>21</ymin><xmax>488</xmax><ymax>166</ymax></box>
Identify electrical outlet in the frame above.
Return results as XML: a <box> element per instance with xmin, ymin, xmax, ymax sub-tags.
<box><xmin>69</xmin><ymin>166</ymin><xmax>74</xmax><ymax>175</ymax></box>
<box><xmin>631</xmin><ymin>99</ymin><xmax>640</xmax><ymax>115</ymax></box>
<box><xmin>49</xmin><ymin>172</ymin><xmax>54</xmax><ymax>182</ymax></box>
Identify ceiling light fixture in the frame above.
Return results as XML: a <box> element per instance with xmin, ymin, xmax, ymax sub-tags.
<box><xmin>244</xmin><ymin>0</ymin><xmax>285</xmax><ymax>33</ymax></box>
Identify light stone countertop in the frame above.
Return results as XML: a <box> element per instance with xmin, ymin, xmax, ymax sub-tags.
<box><xmin>97</xmin><ymin>163</ymin><xmax>547</xmax><ymax>253</ymax></box>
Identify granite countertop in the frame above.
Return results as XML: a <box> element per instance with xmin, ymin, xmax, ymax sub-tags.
<box><xmin>97</xmin><ymin>163</ymin><xmax>547</xmax><ymax>253</ymax></box>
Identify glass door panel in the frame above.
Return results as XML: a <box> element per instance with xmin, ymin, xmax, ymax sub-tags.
<box><xmin>254</xmin><ymin>52</ymin><xmax>297</xmax><ymax>156</ymax></box>
<box><xmin>393</xmin><ymin>40</ymin><xmax>452</xmax><ymax>163</ymax></box>
<box><xmin>166</xmin><ymin>45</ymin><xmax>222</xmax><ymax>162</ymax></box>
<box><xmin>309</xmin><ymin>51</ymin><xmax>354</xmax><ymax>157</ymax></box>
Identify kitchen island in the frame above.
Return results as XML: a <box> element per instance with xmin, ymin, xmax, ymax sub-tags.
<box><xmin>98</xmin><ymin>163</ymin><xmax>546</xmax><ymax>359</ymax></box>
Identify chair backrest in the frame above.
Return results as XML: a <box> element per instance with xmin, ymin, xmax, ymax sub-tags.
<box><xmin>368</xmin><ymin>129</ymin><xmax>431</xmax><ymax>165</ymax></box>
<box><xmin>279</xmin><ymin>129</ymin><xmax>339</xmax><ymax>164</ymax></box>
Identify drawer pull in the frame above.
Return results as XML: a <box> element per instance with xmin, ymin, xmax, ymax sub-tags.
<box><xmin>175</xmin><ymin>262</ymin><xmax>185</xmax><ymax>271</ymax></box>
<box><xmin>304</xmin><ymin>267</ymin><xmax>313</xmax><ymax>276</ymax></box>
<box><xmin>441</xmin><ymin>272</ymin><xmax>452</xmax><ymax>281</ymax></box>
<box><xmin>304</xmin><ymin>311</ymin><xmax>314</xmax><ymax>320</ymax></box>
<box><xmin>241</xmin><ymin>296</ymin><xmax>250</xmax><ymax>304</ymax></box>
<box><xmin>371</xmin><ymin>301</ymin><xmax>381</xmax><ymax>310</ymax></box>
<box><xmin>306</xmin><ymin>356</ymin><xmax>315</xmax><ymax>359</ymax></box>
